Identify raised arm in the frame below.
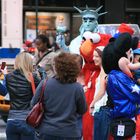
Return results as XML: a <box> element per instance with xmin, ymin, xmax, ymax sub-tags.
<box><xmin>118</xmin><ymin>57</ymin><xmax>133</xmax><ymax>78</ymax></box>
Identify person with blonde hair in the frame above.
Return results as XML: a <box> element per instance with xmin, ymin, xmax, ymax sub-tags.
<box><xmin>14</xmin><ymin>52</ymin><xmax>34</xmax><ymax>81</ymax></box>
<box><xmin>5</xmin><ymin>52</ymin><xmax>40</xmax><ymax>140</ymax></box>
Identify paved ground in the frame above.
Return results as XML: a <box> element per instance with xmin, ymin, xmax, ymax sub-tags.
<box><xmin>0</xmin><ymin>117</ymin><xmax>6</xmax><ymax>140</ymax></box>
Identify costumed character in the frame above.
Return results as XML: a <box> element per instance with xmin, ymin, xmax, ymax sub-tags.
<box><xmin>114</xmin><ymin>23</ymin><xmax>139</xmax><ymax>68</ymax></box>
<box><xmin>80</xmin><ymin>31</ymin><xmax>111</xmax><ymax>140</ymax></box>
<box><xmin>114</xmin><ymin>23</ymin><xmax>134</xmax><ymax>38</ymax></box>
<box><xmin>56</xmin><ymin>5</ymin><xmax>107</xmax><ymax>54</ymax></box>
<box><xmin>69</xmin><ymin>5</ymin><xmax>107</xmax><ymax>54</ymax></box>
<box><xmin>102</xmin><ymin>33</ymin><xmax>140</xmax><ymax>140</ymax></box>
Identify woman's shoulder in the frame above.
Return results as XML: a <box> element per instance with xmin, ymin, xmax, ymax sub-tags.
<box><xmin>44</xmin><ymin>50</ymin><xmax>57</xmax><ymax>58</ymax></box>
<box><xmin>74</xmin><ymin>82</ymin><xmax>84</xmax><ymax>90</ymax></box>
<box><xmin>6</xmin><ymin>70</ymin><xmax>19</xmax><ymax>78</ymax></box>
<box><xmin>45</xmin><ymin>77</ymin><xmax>57</xmax><ymax>84</ymax></box>
<box><xmin>48</xmin><ymin>77</ymin><xmax>83</xmax><ymax>87</ymax></box>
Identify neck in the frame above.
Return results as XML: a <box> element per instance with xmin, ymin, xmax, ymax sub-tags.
<box><xmin>39</xmin><ymin>50</ymin><xmax>48</xmax><ymax>57</ymax></box>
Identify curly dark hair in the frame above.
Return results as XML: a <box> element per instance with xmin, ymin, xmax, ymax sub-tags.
<box><xmin>54</xmin><ymin>52</ymin><xmax>81</xmax><ymax>83</ymax></box>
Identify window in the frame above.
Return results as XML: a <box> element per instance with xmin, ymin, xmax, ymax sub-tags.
<box><xmin>126</xmin><ymin>0</ymin><xmax>140</xmax><ymax>10</ymax></box>
<box><xmin>24</xmin><ymin>12</ymin><xmax>70</xmax><ymax>42</ymax></box>
<box><xmin>72</xmin><ymin>14</ymin><xmax>82</xmax><ymax>39</ymax></box>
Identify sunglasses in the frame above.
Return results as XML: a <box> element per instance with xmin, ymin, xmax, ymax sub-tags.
<box><xmin>83</xmin><ymin>17</ymin><xmax>95</xmax><ymax>21</ymax></box>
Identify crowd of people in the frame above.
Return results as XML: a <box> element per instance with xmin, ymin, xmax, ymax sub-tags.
<box><xmin>1</xmin><ymin>5</ymin><xmax>140</xmax><ymax>140</ymax></box>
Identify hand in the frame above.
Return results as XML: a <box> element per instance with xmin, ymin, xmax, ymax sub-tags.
<box><xmin>89</xmin><ymin>105</ymin><xmax>94</xmax><ymax>115</ymax></box>
<box><xmin>83</xmin><ymin>86</ymin><xmax>87</xmax><ymax>93</ymax></box>
<box><xmin>2</xmin><ymin>66</ymin><xmax>7</xmax><ymax>74</ymax></box>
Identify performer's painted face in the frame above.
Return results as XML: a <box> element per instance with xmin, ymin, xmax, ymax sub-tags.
<box><xmin>82</xmin><ymin>14</ymin><xmax>98</xmax><ymax>32</ymax></box>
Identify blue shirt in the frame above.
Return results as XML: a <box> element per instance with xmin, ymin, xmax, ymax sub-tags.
<box><xmin>31</xmin><ymin>78</ymin><xmax>87</xmax><ymax>138</ymax></box>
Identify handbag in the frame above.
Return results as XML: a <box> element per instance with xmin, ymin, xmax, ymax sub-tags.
<box><xmin>26</xmin><ymin>80</ymin><xmax>47</xmax><ymax>128</ymax></box>
<box><xmin>110</xmin><ymin>117</ymin><xmax>136</xmax><ymax>138</ymax></box>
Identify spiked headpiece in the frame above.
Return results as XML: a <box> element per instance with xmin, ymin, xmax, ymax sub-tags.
<box><xmin>74</xmin><ymin>5</ymin><xmax>107</xmax><ymax>19</ymax></box>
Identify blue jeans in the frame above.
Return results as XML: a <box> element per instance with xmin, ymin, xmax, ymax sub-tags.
<box><xmin>94</xmin><ymin>106</ymin><xmax>111</xmax><ymax>140</ymax></box>
<box><xmin>35</xmin><ymin>134</ymin><xmax>81</xmax><ymax>140</ymax></box>
<box><xmin>6</xmin><ymin>120</ymin><xmax>35</xmax><ymax>140</ymax></box>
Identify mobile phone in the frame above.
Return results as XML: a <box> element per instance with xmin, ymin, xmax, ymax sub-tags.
<box><xmin>1</xmin><ymin>62</ymin><xmax>6</xmax><ymax>70</ymax></box>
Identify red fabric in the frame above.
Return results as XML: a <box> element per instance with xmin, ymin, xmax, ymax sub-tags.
<box><xmin>80</xmin><ymin>33</ymin><xmax>111</xmax><ymax>140</ymax></box>
<box><xmin>25</xmin><ymin>40</ymin><xmax>32</xmax><ymax>47</ymax></box>
<box><xmin>80</xmin><ymin>34</ymin><xmax>111</xmax><ymax>64</ymax></box>
<box><xmin>136</xmin><ymin>114</ymin><xmax>140</xmax><ymax>140</ymax></box>
<box><xmin>109</xmin><ymin>135</ymin><xmax>114</xmax><ymax>140</ymax></box>
<box><xmin>118</xmin><ymin>23</ymin><xmax>134</xmax><ymax>35</ymax></box>
<box><xmin>82</xmin><ymin>70</ymin><xmax>100</xmax><ymax>140</ymax></box>
<box><xmin>82</xmin><ymin>63</ymin><xmax>100</xmax><ymax>85</ymax></box>
<box><xmin>138</xmin><ymin>41</ymin><xmax>140</xmax><ymax>48</ymax></box>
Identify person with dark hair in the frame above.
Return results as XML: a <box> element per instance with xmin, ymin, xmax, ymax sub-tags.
<box><xmin>89</xmin><ymin>46</ymin><xmax>112</xmax><ymax>140</ymax></box>
<box><xmin>33</xmin><ymin>34</ymin><xmax>57</xmax><ymax>79</ymax></box>
<box><xmin>74</xmin><ymin>54</ymin><xmax>84</xmax><ymax>69</ymax></box>
<box><xmin>31</xmin><ymin>52</ymin><xmax>87</xmax><ymax>140</ymax></box>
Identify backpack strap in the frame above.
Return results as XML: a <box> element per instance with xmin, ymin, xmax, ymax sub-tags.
<box><xmin>36</xmin><ymin>50</ymin><xmax>52</xmax><ymax>66</ymax></box>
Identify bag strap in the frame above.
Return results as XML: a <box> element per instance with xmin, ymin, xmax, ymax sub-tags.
<box><xmin>36</xmin><ymin>51</ymin><xmax>52</xmax><ymax>66</ymax></box>
<box><xmin>30</xmin><ymin>73</ymin><xmax>36</xmax><ymax>95</ymax></box>
<box><xmin>38</xmin><ymin>79</ymin><xmax>47</xmax><ymax>102</ymax></box>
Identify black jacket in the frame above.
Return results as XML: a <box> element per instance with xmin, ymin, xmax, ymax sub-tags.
<box><xmin>6</xmin><ymin>69</ymin><xmax>40</xmax><ymax>110</ymax></box>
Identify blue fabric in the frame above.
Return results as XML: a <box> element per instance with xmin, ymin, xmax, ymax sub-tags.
<box><xmin>107</xmin><ymin>70</ymin><xmax>140</xmax><ymax>118</ymax></box>
<box><xmin>0</xmin><ymin>48</ymin><xmax>20</xmax><ymax>58</ymax></box>
<box><xmin>0</xmin><ymin>82</ymin><xmax>7</xmax><ymax>96</ymax></box>
<box><xmin>31</xmin><ymin>78</ymin><xmax>87</xmax><ymax>138</ymax></box>
<box><xmin>94</xmin><ymin>107</ymin><xmax>111</xmax><ymax>140</ymax></box>
<box><xmin>35</xmin><ymin>134</ymin><xmax>81</xmax><ymax>140</ymax></box>
<box><xmin>77</xmin><ymin>115</ymin><xmax>82</xmax><ymax>137</ymax></box>
<box><xmin>133</xmin><ymin>69</ymin><xmax>140</xmax><ymax>80</ymax></box>
<box><xmin>113</xmin><ymin>33</ymin><xmax>121</xmax><ymax>38</ymax></box>
<box><xmin>6</xmin><ymin>120</ymin><xmax>35</xmax><ymax>140</ymax></box>
<box><xmin>133</xmin><ymin>48</ymin><xmax>140</xmax><ymax>55</ymax></box>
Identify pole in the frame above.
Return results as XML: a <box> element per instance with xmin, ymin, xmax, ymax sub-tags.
<box><xmin>35</xmin><ymin>0</ymin><xmax>38</xmax><ymax>37</ymax></box>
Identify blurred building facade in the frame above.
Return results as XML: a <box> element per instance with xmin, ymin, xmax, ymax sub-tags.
<box><xmin>0</xmin><ymin>0</ymin><xmax>140</xmax><ymax>47</ymax></box>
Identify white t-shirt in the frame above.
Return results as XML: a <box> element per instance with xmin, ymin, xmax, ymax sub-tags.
<box><xmin>92</xmin><ymin>74</ymin><xmax>108</xmax><ymax>116</ymax></box>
